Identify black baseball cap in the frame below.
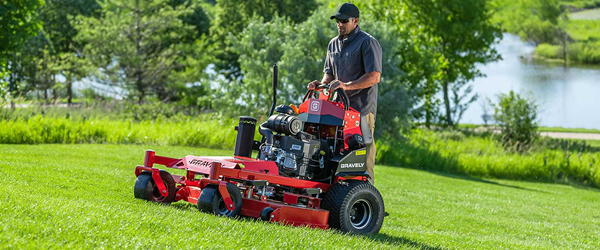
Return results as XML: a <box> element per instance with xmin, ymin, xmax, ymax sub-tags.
<box><xmin>330</xmin><ymin>2</ymin><xmax>359</xmax><ymax>20</ymax></box>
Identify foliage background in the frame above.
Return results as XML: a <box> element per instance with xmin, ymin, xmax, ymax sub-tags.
<box><xmin>2</xmin><ymin>0</ymin><xmax>600</xmax><ymax>190</ymax></box>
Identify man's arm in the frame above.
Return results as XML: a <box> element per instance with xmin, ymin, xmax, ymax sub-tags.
<box><xmin>330</xmin><ymin>71</ymin><xmax>380</xmax><ymax>91</ymax></box>
<box><xmin>321</xmin><ymin>73</ymin><xmax>335</xmax><ymax>85</ymax></box>
<box><xmin>308</xmin><ymin>73</ymin><xmax>335</xmax><ymax>90</ymax></box>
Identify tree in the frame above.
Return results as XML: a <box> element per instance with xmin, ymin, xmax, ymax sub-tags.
<box><xmin>40</xmin><ymin>0</ymin><xmax>100</xmax><ymax>105</ymax></box>
<box><xmin>168</xmin><ymin>0</ymin><xmax>210</xmax><ymax>42</ymax></box>
<box><xmin>502</xmin><ymin>0</ymin><xmax>563</xmax><ymax>46</ymax></box>
<box><xmin>0</xmin><ymin>0</ymin><xmax>43</xmax><ymax>102</ymax></box>
<box><xmin>225</xmin><ymin>16</ymin><xmax>296</xmax><ymax>116</ymax></box>
<box><xmin>75</xmin><ymin>0</ymin><xmax>211</xmax><ymax>103</ymax></box>
<box><xmin>0</xmin><ymin>0</ymin><xmax>43</xmax><ymax>63</ymax></box>
<box><xmin>223</xmin><ymin>11</ymin><xmax>336</xmax><ymax>116</ymax></box>
<box><xmin>405</xmin><ymin>0</ymin><xmax>502</xmax><ymax>127</ymax></box>
<box><xmin>209</xmin><ymin>0</ymin><xmax>318</xmax><ymax>80</ymax></box>
<box><xmin>225</xmin><ymin>9</ymin><xmax>416</xmax><ymax>138</ymax></box>
<box><xmin>6</xmin><ymin>30</ymin><xmax>60</xmax><ymax>104</ymax></box>
<box><xmin>355</xmin><ymin>0</ymin><xmax>442</xmax><ymax>128</ymax></box>
<box><xmin>5</xmin><ymin>0</ymin><xmax>100</xmax><ymax>105</ymax></box>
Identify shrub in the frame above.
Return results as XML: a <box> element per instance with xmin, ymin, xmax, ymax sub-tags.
<box><xmin>492</xmin><ymin>91</ymin><xmax>540</xmax><ymax>153</ymax></box>
<box><xmin>377</xmin><ymin>129</ymin><xmax>600</xmax><ymax>188</ymax></box>
<box><xmin>535</xmin><ymin>43</ymin><xmax>562</xmax><ymax>59</ymax></box>
<box><xmin>583</xmin><ymin>0</ymin><xmax>600</xmax><ymax>8</ymax></box>
<box><xmin>568</xmin><ymin>42</ymin><xmax>600</xmax><ymax>63</ymax></box>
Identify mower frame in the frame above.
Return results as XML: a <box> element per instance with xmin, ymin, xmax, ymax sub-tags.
<box><xmin>134</xmin><ymin>150</ymin><xmax>356</xmax><ymax>229</ymax></box>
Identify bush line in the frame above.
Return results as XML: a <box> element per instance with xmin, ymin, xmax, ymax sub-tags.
<box><xmin>3</xmin><ymin>115</ymin><xmax>599</xmax><ymax>188</ymax></box>
<box><xmin>0</xmin><ymin>115</ymin><xmax>239</xmax><ymax>149</ymax></box>
<box><xmin>378</xmin><ymin>129</ymin><xmax>600</xmax><ymax>187</ymax></box>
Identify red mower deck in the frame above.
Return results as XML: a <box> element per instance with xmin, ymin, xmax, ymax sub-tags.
<box><xmin>135</xmin><ymin>151</ymin><xmax>332</xmax><ymax>229</ymax></box>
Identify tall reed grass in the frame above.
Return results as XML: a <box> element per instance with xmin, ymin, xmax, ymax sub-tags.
<box><xmin>378</xmin><ymin>129</ymin><xmax>600</xmax><ymax>187</ymax></box>
<box><xmin>0</xmin><ymin>114</ymin><xmax>239</xmax><ymax>150</ymax></box>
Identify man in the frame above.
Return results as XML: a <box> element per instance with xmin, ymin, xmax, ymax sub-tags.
<box><xmin>307</xmin><ymin>2</ymin><xmax>382</xmax><ymax>181</ymax></box>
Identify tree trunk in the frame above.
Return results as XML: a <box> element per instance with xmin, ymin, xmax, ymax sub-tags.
<box><xmin>135</xmin><ymin>0</ymin><xmax>144</xmax><ymax>105</ymax></box>
<box><xmin>67</xmin><ymin>76</ymin><xmax>73</xmax><ymax>106</ymax></box>
<box><xmin>442</xmin><ymin>80</ymin><xmax>453</xmax><ymax>128</ymax></box>
<box><xmin>138</xmin><ymin>89</ymin><xmax>144</xmax><ymax>104</ymax></box>
<box><xmin>43</xmin><ymin>53</ymin><xmax>50</xmax><ymax>105</ymax></box>
<box><xmin>561</xmin><ymin>30</ymin><xmax>567</xmax><ymax>68</ymax></box>
<box><xmin>52</xmin><ymin>87</ymin><xmax>58</xmax><ymax>104</ymax></box>
<box><xmin>425</xmin><ymin>96</ymin><xmax>432</xmax><ymax>129</ymax></box>
<box><xmin>8</xmin><ymin>59</ymin><xmax>16</xmax><ymax>109</ymax></box>
<box><xmin>50</xmin><ymin>73</ymin><xmax>58</xmax><ymax>104</ymax></box>
<box><xmin>44</xmin><ymin>88</ymin><xmax>49</xmax><ymax>105</ymax></box>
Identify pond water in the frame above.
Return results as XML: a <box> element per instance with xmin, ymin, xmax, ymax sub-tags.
<box><xmin>460</xmin><ymin>33</ymin><xmax>600</xmax><ymax>130</ymax></box>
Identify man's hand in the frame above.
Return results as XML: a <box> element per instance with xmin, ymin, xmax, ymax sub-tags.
<box><xmin>307</xmin><ymin>80</ymin><xmax>321</xmax><ymax>90</ymax></box>
<box><xmin>329</xmin><ymin>80</ymin><xmax>348</xmax><ymax>91</ymax></box>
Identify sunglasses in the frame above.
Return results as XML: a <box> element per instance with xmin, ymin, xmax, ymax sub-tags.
<box><xmin>335</xmin><ymin>18</ymin><xmax>351</xmax><ymax>24</ymax></box>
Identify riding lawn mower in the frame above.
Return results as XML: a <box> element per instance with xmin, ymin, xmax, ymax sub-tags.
<box><xmin>133</xmin><ymin>65</ymin><xmax>385</xmax><ymax>235</ymax></box>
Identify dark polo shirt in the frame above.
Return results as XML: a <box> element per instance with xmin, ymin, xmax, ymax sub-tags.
<box><xmin>323</xmin><ymin>25</ymin><xmax>382</xmax><ymax>116</ymax></box>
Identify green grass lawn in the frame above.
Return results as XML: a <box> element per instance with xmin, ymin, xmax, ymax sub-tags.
<box><xmin>1</xmin><ymin>144</ymin><xmax>599</xmax><ymax>249</ymax></box>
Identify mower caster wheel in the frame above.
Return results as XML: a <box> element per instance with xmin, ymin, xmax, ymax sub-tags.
<box><xmin>321</xmin><ymin>180</ymin><xmax>385</xmax><ymax>235</ymax></box>
<box><xmin>260</xmin><ymin>207</ymin><xmax>275</xmax><ymax>221</ymax></box>
<box><xmin>197</xmin><ymin>183</ymin><xmax>242</xmax><ymax>217</ymax></box>
<box><xmin>134</xmin><ymin>170</ymin><xmax>176</xmax><ymax>204</ymax></box>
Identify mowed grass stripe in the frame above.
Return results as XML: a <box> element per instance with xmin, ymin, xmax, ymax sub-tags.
<box><xmin>1</xmin><ymin>144</ymin><xmax>599</xmax><ymax>249</ymax></box>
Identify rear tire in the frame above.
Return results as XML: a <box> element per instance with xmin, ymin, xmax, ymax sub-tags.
<box><xmin>134</xmin><ymin>170</ymin><xmax>176</xmax><ymax>204</ymax></box>
<box><xmin>321</xmin><ymin>180</ymin><xmax>385</xmax><ymax>234</ymax></box>
<box><xmin>197</xmin><ymin>183</ymin><xmax>242</xmax><ymax>217</ymax></box>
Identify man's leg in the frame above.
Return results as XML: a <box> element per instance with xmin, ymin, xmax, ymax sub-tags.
<box><xmin>366</xmin><ymin>113</ymin><xmax>376</xmax><ymax>183</ymax></box>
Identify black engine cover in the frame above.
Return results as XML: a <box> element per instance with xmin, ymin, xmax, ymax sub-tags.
<box><xmin>277</xmin><ymin>136</ymin><xmax>321</xmax><ymax>176</ymax></box>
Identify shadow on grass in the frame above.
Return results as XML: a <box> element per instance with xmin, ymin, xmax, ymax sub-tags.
<box><xmin>164</xmin><ymin>199</ymin><xmax>446</xmax><ymax>249</ymax></box>
<box><xmin>368</xmin><ymin>233</ymin><xmax>444</xmax><ymax>250</ymax></box>
<box><xmin>568</xmin><ymin>182</ymin><xmax>600</xmax><ymax>193</ymax></box>
<box><xmin>433</xmin><ymin>172</ymin><xmax>549</xmax><ymax>193</ymax></box>
<box><xmin>165</xmin><ymin>198</ymin><xmax>442</xmax><ymax>249</ymax></box>
<box><xmin>169</xmin><ymin>201</ymin><xmax>198</xmax><ymax>211</ymax></box>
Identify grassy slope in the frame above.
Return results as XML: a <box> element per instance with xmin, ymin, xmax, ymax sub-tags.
<box><xmin>492</xmin><ymin>0</ymin><xmax>600</xmax><ymax>64</ymax></box>
<box><xmin>460</xmin><ymin>124</ymin><xmax>600</xmax><ymax>134</ymax></box>
<box><xmin>380</xmin><ymin>130</ymin><xmax>600</xmax><ymax>188</ymax></box>
<box><xmin>1</xmin><ymin>144</ymin><xmax>599</xmax><ymax>249</ymax></box>
<box><xmin>538</xmin><ymin>126</ymin><xmax>600</xmax><ymax>134</ymax></box>
<box><xmin>570</xmin><ymin>8</ymin><xmax>600</xmax><ymax>20</ymax></box>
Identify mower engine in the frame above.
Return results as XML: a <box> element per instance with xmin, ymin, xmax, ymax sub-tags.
<box><xmin>262</xmin><ymin>115</ymin><xmax>330</xmax><ymax>179</ymax></box>
<box><xmin>235</xmin><ymin>88</ymin><xmax>369</xmax><ymax>183</ymax></box>
<box><xmin>236</xmin><ymin>106</ymin><xmax>334</xmax><ymax>180</ymax></box>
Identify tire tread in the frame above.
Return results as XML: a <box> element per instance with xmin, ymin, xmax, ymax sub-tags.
<box><xmin>321</xmin><ymin>180</ymin><xmax>385</xmax><ymax>234</ymax></box>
